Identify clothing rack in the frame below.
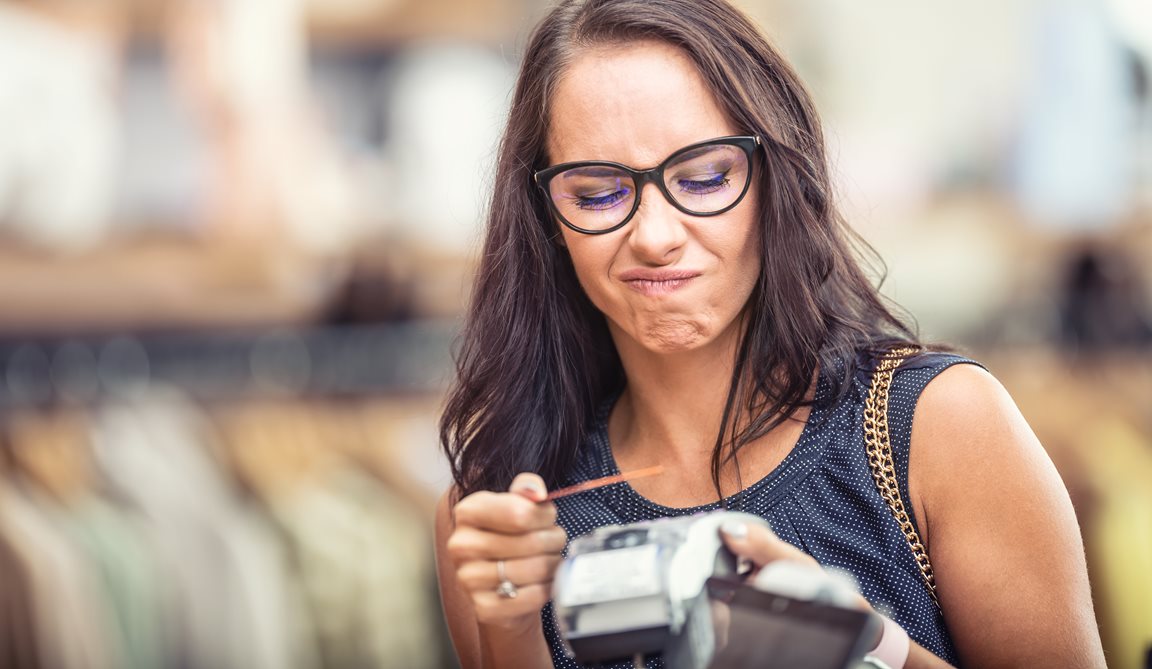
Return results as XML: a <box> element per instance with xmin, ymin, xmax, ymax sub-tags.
<box><xmin>0</xmin><ymin>321</ymin><xmax>456</xmax><ymax>409</ymax></box>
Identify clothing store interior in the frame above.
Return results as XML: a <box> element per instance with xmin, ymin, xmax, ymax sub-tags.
<box><xmin>0</xmin><ymin>0</ymin><xmax>1149</xmax><ymax>668</ymax></box>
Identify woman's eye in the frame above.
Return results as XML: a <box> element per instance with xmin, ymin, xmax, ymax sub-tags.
<box><xmin>677</xmin><ymin>173</ymin><xmax>729</xmax><ymax>195</ymax></box>
<box><xmin>574</xmin><ymin>188</ymin><xmax>630</xmax><ymax>210</ymax></box>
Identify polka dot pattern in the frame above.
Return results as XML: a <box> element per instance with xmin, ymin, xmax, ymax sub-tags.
<box><xmin>542</xmin><ymin>352</ymin><xmax>979</xmax><ymax>668</ymax></box>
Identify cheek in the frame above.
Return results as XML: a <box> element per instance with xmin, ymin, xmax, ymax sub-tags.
<box><xmin>710</xmin><ymin>211</ymin><xmax>762</xmax><ymax>285</ymax></box>
<box><xmin>739</xmin><ymin>225</ymin><xmax>763</xmax><ymax>279</ymax></box>
<box><xmin>737</xmin><ymin>197</ymin><xmax>763</xmax><ymax>271</ymax></box>
<box><xmin>562</xmin><ymin>237</ymin><xmax>614</xmax><ymax>296</ymax></box>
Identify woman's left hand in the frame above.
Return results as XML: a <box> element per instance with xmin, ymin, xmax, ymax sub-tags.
<box><xmin>718</xmin><ymin>519</ymin><xmax>872</xmax><ymax>611</ymax></box>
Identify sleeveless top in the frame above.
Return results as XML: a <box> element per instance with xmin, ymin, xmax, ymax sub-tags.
<box><xmin>542</xmin><ymin>351</ymin><xmax>980</xmax><ymax>668</ymax></box>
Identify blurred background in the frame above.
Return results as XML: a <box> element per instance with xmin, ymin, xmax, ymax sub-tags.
<box><xmin>0</xmin><ymin>0</ymin><xmax>1147</xmax><ymax>667</ymax></box>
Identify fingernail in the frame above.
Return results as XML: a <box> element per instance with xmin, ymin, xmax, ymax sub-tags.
<box><xmin>721</xmin><ymin>520</ymin><xmax>748</xmax><ymax>540</ymax></box>
<box><xmin>514</xmin><ymin>480</ymin><xmax>545</xmax><ymax>499</ymax></box>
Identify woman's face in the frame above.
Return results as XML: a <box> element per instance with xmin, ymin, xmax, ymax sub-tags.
<box><xmin>546</xmin><ymin>40</ymin><xmax>761</xmax><ymax>358</ymax></box>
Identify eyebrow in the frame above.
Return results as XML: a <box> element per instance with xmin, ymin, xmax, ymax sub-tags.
<box><xmin>565</xmin><ymin>140</ymin><xmax>729</xmax><ymax>173</ymax></box>
<box><xmin>671</xmin><ymin>144</ymin><xmax>721</xmax><ymax>164</ymax></box>
<box><xmin>557</xmin><ymin>165</ymin><xmax>628</xmax><ymax>179</ymax></box>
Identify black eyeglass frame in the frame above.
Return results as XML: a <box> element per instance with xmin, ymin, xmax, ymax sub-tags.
<box><xmin>534</xmin><ymin>135</ymin><xmax>762</xmax><ymax>235</ymax></box>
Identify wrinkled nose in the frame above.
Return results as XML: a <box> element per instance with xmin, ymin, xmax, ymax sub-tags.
<box><xmin>627</xmin><ymin>182</ymin><xmax>688</xmax><ymax>263</ymax></box>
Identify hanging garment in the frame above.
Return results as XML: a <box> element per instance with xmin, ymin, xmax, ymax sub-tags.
<box><xmin>0</xmin><ymin>531</ymin><xmax>42</xmax><ymax>669</ymax></box>
<box><xmin>267</xmin><ymin>462</ymin><xmax>443</xmax><ymax>669</ymax></box>
<box><xmin>88</xmin><ymin>391</ymin><xmax>317</xmax><ymax>669</ymax></box>
<box><xmin>217</xmin><ymin>400</ymin><xmax>446</xmax><ymax>668</ymax></box>
<box><xmin>0</xmin><ymin>486</ymin><xmax>120</xmax><ymax>669</ymax></box>
<box><xmin>19</xmin><ymin>488</ymin><xmax>168</xmax><ymax>669</ymax></box>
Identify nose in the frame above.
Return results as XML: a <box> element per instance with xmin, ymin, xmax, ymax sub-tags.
<box><xmin>627</xmin><ymin>182</ymin><xmax>687</xmax><ymax>263</ymax></box>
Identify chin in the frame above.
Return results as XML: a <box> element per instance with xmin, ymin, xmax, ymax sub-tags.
<box><xmin>636</xmin><ymin>318</ymin><xmax>711</xmax><ymax>353</ymax></box>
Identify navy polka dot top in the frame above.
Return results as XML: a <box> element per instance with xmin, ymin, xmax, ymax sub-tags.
<box><xmin>542</xmin><ymin>351</ymin><xmax>979</xmax><ymax>668</ymax></box>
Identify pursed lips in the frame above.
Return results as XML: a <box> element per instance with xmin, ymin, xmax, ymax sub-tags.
<box><xmin>617</xmin><ymin>269</ymin><xmax>701</xmax><ymax>296</ymax></box>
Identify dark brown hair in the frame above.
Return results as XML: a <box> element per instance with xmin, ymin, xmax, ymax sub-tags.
<box><xmin>440</xmin><ymin>0</ymin><xmax>917</xmax><ymax>499</ymax></box>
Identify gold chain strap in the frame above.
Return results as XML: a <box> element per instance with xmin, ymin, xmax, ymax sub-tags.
<box><xmin>863</xmin><ymin>346</ymin><xmax>940</xmax><ymax>609</ymax></box>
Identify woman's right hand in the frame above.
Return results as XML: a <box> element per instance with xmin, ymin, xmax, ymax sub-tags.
<box><xmin>444</xmin><ymin>473</ymin><xmax>568</xmax><ymax>633</ymax></box>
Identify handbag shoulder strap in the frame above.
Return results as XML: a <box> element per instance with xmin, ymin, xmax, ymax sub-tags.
<box><xmin>863</xmin><ymin>346</ymin><xmax>941</xmax><ymax>609</ymax></box>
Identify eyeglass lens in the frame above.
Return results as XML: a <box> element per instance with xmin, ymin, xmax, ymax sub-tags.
<box><xmin>547</xmin><ymin>142</ymin><xmax>750</xmax><ymax>232</ymax></box>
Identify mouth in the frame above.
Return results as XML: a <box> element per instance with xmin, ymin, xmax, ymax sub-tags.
<box><xmin>619</xmin><ymin>269</ymin><xmax>701</xmax><ymax>296</ymax></box>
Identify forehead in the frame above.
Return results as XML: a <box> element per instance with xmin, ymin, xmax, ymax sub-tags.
<box><xmin>545</xmin><ymin>40</ymin><xmax>738</xmax><ymax>168</ymax></box>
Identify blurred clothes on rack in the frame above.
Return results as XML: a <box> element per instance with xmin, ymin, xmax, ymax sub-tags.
<box><xmin>90</xmin><ymin>393</ymin><xmax>318</xmax><ymax>669</ymax></box>
<box><xmin>268</xmin><ymin>469</ymin><xmax>441</xmax><ymax>668</ymax></box>
<box><xmin>43</xmin><ymin>495</ymin><xmax>166</xmax><ymax>669</ymax></box>
<box><xmin>218</xmin><ymin>401</ymin><xmax>446</xmax><ymax>669</ymax></box>
<box><xmin>0</xmin><ymin>531</ymin><xmax>41</xmax><ymax>668</ymax></box>
<box><xmin>352</xmin><ymin>398</ymin><xmax>452</xmax><ymax>505</ymax></box>
<box><xmin>0</xmin><ymin>485</ymin><xmax>120</xmax><ymax>669</ymax></box>
<box><xmin>0</xmin><ymin>388</ymin><xmax>451</xmax><ymax>669</ymax></box>
<box><xmin>5</xmin><ymin>409</ymin><xmax>166</xmax><ymax>669</ymax></box>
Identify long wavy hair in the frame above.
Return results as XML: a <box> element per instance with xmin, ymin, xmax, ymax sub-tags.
<box><xmin>440</xmin><ymin>0</ymin><xmax>918</xmax><ymax>500</ymax></box>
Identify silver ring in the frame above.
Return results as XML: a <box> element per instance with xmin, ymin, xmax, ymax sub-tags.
<box><xmin>495</xmin><ymin>559</ymin><xmax>518</xmax><ymax>599</ymax></box>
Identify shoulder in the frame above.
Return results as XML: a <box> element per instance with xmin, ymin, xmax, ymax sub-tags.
<box><xmin>849</xmin><ymin>347</ymin><xmax>978</xmax><ymax>392</ymax></box>
<box><xmin>911</xmin><ymin>362</ymin><xmax>1044</xmax><ymax>475</ymax></box>
<box><xmin>909</xmin><ymin>362</ymin><xmax>1059</xmax><ymax>514</ymax></box>
<box><xmin>839</xmin><ymin>348</ymin><xmax>982</xmax><ymax>425</ymax></box>
<box><xmin>912</xmin><ymin>360</ymin><xmax>1007</xmax><ymax>429</ymax></box>
<box><xmin>903</xmin><ymin>358</ymin><xmax>1069</xmax><ymax>560</ymax></box>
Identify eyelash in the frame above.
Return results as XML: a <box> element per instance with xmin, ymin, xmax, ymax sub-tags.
<box><xmin>573</xmin><ymin>189</ymin><xmax>632</xmax><ymax>210</ymax></box>
<box><xmin>677</xmin><ymin>173</ymin><xmax>729</xmax><ymax>195</ymax></box>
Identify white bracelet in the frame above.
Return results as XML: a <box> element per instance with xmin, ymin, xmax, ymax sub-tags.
<box><xmin>865</xmin><ymin>614</ymin><xmax>909</xmax><ymax>669</ymax></box>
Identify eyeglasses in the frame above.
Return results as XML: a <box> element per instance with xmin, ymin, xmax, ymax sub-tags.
<box><xmin>534</xmin><ymin>135</ymin><xmax>760</xmax><ymax>235</ymax></box>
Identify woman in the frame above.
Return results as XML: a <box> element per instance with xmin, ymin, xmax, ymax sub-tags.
<box><xmin>435</xmin><ymin>0</ymin><xmax>1106</xmax><ymax>667</ymax></box>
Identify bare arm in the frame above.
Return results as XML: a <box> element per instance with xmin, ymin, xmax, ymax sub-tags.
<box><xmin>434</xmin><ymin>474</ymin><xmax>566</xmax><ymax>669</ymax></box>
<box><xmin>909</xmin><ymin>364</ymin><xmax>1105</xmax><ymax>668</ymax></box>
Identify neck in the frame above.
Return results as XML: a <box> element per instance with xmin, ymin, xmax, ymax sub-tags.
<box><xmin>609</xmin><ymin>323</ymin><xmax>744</xmax><ymax>470</ymax></box>
<box><xmin>605</xmin><ymin>323</ymin><xmax>819</xmax><ymax>507</ymax></box>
